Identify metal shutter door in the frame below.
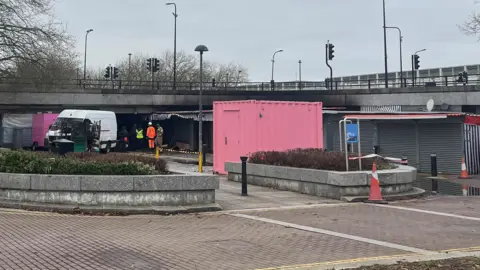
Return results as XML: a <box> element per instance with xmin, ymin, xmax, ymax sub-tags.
<box><xmin>378</xmin><ymin>123</ymin><xmax>418</xmax><ymax>168</ymax></box>
<box><xmin>359</xmin><ymin>121</ymin><xmax>375</xmax><ymax>154</ymax></box>
<box><xmin>419</xmin><ymin>123</ymin><xmax>463</xmax><ymax>174</ymax></box>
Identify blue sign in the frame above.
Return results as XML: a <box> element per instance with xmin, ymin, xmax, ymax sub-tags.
<box><xmin>346</xmin><ymin>124</ymin><xmax>359</xmax><ymax>143</ymax></box>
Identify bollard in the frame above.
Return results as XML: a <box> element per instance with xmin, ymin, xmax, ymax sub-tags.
<box><xmin>431</xmin><ymin>153</ymin><xmax>438</xmax><ymax>193</ymax></box>
<box><xmin>430</xmin><ymin>153</ymin><xmax>437</xmax><ymax>177</ymax></box>
<box><xmin>202</xmin><ymin>144</ymin><xmax>207</xmax><ymax>166</ymax></box>
<box><xmin>155</xmin><ymin>146</ymin><xmax>160</xmax><ymax>159</ymax></box>
<box><xmin>401</xmin><ymin>155</ymin><xmax>408</xmax><ymax>165</ymax></box>
<box><xmin>240</xmin><ymin>156</ymin><xmax>248</xmax><ymax>196</ymax></box>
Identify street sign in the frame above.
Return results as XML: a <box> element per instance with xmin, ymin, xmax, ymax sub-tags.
<box><xmin>346</xmin><ymin>123</ymin><xmax>358</xmax><ymax>143</ymax></box>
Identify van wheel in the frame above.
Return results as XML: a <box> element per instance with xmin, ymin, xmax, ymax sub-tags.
<box><xmin>32</xmin><ymin>142</ymin><xmax>38</xmax><ymax>151</ymax></box>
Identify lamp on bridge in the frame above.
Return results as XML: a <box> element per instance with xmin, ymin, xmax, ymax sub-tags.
<box><xmin>194</xmin><ymin>44</ymin><xmax>209</xmax><ymax>173</ymax></box>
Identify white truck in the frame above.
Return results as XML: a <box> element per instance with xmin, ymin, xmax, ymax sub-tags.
<box><xmin>46</xmin><ymin>109</ymin><xmax>117</xmax><ymax>153</ymax></box>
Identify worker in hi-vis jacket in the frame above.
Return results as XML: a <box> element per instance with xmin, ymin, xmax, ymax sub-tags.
<box><xmin>146</xmin><ymin>122</ymin><xmax>156</xmax><ymax>149</ymax></box>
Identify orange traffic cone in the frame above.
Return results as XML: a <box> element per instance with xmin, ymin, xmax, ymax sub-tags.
<box><xmin>365</xmin><ymin>162</ymin><xmax>387</xmax><ymax>204</ymax></box>
<box><xmin>459</xmin><ymin>157</ymin><xmax>471</xmax><ymax>179</ymax></box>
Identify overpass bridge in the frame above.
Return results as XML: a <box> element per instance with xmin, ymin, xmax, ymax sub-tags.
<box><xmin>0</xmin><ymin>78</ymin><xmax>479</xmax><ymax>113</ymax></box>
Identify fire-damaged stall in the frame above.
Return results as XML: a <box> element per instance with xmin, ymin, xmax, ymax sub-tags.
<box><xmin>148</xmin><ymin>111</ymin><xmax>213</xmax><ymax>152</ymax></box>
<box><xmin>323</xmin><ymin>111</ymin><xmax>480</xmax><ymax>175</ymax></box>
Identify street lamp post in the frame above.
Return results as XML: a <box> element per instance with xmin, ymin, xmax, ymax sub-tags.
<box><xmin>83</xmin><ymin>29</ymin><xmax>93</xmax><ymax>87</ymax></box>
<box><xmin>194</xmin><ymin>44</ymin><xmax>208</xmax><ymax>173</ymax></box>
<box><xmin>298</xmin><ymin>60</ymin><xmax>302</xmax><ymax>90</ymax></box>
<box><xmin>385</xmin><ymin>26</ymin><xmax>403</xmax><ymax>87</ymax></box>
<box><xmin>412</xmin><ymin>48</ymin><xmax>426</xmax><ymax>87</ymax></box>
<box><xmin>166</xmin><ymin>3</ymin><xmax>178</xmax><ymax>90</ymax></box>
<box><xmin>271</xmin><ymin>49</ymin><xmax>283</xmax><ymax>90</ymax></box>
<box><xmin>382</xmin><ymin>0</ymin><xmax>388</xmax><ymax>88</ymax></box>
<box><xmin>128</xmin><ymin>53</ymin><xmax>132</xmax><ymax>88</ymax></box>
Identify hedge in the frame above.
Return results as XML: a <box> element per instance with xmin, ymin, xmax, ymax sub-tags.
<box><xmin>248</xmin><ymin>148</ymin><xmax>395</xmax><ymax>171</ymax></box>
<box><xmin>0</xmin><ymin>150</ymin><xmax>168</xmax><ymax>175</ymax></box>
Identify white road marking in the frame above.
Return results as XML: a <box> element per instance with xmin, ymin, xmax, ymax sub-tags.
<box><xmin>216</xmin><ymin>203</ymin><xmax>356</xmax><ymax>214</ymax></box>
<box><xmin>230</xmin><ymin>213</ymin><xmax>432</xmax><ymax>254</ymax></box>
<box><xmin>368</xmin><ymin>204</ymin><xmax>480</xmax><ymax>222</ymax></box>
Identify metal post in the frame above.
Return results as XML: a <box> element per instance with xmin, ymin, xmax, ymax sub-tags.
<box><xmin>241</xmin><ymin>156</ymin><xmax>248</xmax><ymax>196</ymax></box>
<box><xmin>128</xmin><ymin>53</ymin><xmax>132</xmax><ymax>89</ymax></box>
<box><xmin>202</xmin><ymin>144</ymin><xmax>207</xmax><ymax>167</ymax></box>
<box><xmin>357</xmin><ymin>119</ymin><xmax>362</xmax><ymax>171</ymax></box>
<box><xmin>325</xmin><ymin>42</ymin><xmax>333</xmax><ymax>91</ymax></box>
<box><xmin>343</xmin><ymin>120</ymin><xmax>349</xmax><ymax>171</ymax></box>
<box><xmin>431</xmin><ymin>153</ymin><xmax>437</xmax><ymax>177</ymax></box>
<box><xmin>382</xmin><ymin>0</ymin><xmax>388</xmax><ymax>88</ymax></box>
<box><xmin>298</xmin><ymin>60</ymin><xmax>302</xmax><ymax>90</ymax></box>
<box><xmin>83</xmin><ymin>29</ymin><xmax>93</xmax><ymax>88</ymax></box>
<box><xmin>151</xmin><ymin>58</ymin><xmax>155</xmax><ymax>90</ymax></box>
<box><xmin>198</xmin><ymin>52</ymin><xmax>204</xmax><ymax>173</ymax></box>
<box><xmin>173</xmin><ymin>5</ymin><xmax>177</xmax><ymax>90</ymax></box>
<box><xmin>431</xmin><ymin>153</ymin><xmax>438</xmax><ymax>193</ymax></box>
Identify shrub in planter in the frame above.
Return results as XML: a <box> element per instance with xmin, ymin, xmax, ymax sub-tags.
<box><xmin>0</xmin><ymin>150</ymin><xmax>163</xmax><ymax>175</ymax></box>
<box><xmin>248</xmin><ymin>148</ymin><xmax>394</xmax><ymax>171</ymax></box>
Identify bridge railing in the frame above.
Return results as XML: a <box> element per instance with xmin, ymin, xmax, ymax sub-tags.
<box><xmin>0</xmin><ymin>74</ymin><xmax>479</xmax><ymax>92</ymax></box>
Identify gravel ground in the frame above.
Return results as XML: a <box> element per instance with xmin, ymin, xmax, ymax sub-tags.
<box><xmin>342</xmin><ymin>257</ymin><xmax>480</xmax><ymax>270</ymax></box>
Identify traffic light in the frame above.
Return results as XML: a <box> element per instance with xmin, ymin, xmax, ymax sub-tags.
<box><xmin>152</xmin><ymin>58</ymin><xmax>160</xmax><ymax>72</ymax></box>
<box><xmin>104</xmin><ymin>66</ymin><xmax>111</xmax><ymax>78</ymax></box>
<box><xmin>147</xmin><ymin>58</ymin><xmax>152</xmax><ymax>71</ymax></box>
<box><xmin>113</xmin><ymin>67</ymin><xmax>119</xmax><ymax>79</ymax></box>
<box><xmin>212</xmin><ymin>78</ymin><xmax>216</xmax><ymax>87</ymax></box>
<box><xmin>414</xmin><ymin>55</ymin><xmax>420</xmax><ymax>70</ymax></box>
<box><xmin>463</xmin><ymin>71</ymin><xmax>468</xmax><ymax>84</ymax></box>
<box><xmin>328</xmin><ymin>43</ymin><xmax>335</xmax><ymax>60</ymax></box>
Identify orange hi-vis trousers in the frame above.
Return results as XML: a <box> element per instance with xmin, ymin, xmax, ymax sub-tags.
<box><xmin>148</xmin><ymin>139</ymin><xmax>155</xmax><ymax>149</ymax></box>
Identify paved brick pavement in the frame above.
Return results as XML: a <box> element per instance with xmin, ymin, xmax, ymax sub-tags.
<box><xmin>250</xmin><ymin>203</ymin><xmax>480</xmax><ymax>251</ymax></box>
<box><xmin>0</xmin><ymin>210</ymin><xmax>403</xmax><ymax>270</ymax></box>
<box><xmin>393</xmin><ymin>196</ymin><xmax>480</xmax><ymax>218</ymax></box>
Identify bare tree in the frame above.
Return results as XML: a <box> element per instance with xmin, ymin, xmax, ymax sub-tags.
<box><xmin>0</xmin><ymin>0</ymin><xmax>74</xmax><ymax>78</ymax></box>
<box><xmin>87</xmin><ymin>50</ymin><xmax>249</xmax><ymax>90</ymax></box>
<box><xmin>460</xmin><ymin>0</ymin><xmax>480</xmax><ymax>39</ymax></box>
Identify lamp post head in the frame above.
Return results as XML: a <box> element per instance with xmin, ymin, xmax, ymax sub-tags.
<box><xmin>299</xmin><ymin>60</ymin><xmax>302</xmax><ymax>64</ymax></box>
<box><xmin>277</xmin><ymin>49</ymin><xmax>283</xmax><ymax>53</ymax></box>
<box><xmin>166</xmin><ymin>2</ymin><xmax>175</xmax><ymax>5</ymax></box>
<box><xmin>86</xmin><ymin>29</ymin><xmax>93</xmax><ymax>33</ymax></box>
<box><xmin>194</xmin><ymin>45</ymin><xmax>209</xmax><ymax>53</ymax></box>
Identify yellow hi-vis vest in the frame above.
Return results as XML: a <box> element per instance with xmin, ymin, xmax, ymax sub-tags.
<box><xmin>136</xmin><ymin>129</ymin><xmax>144</xmax><ymax>139</ymax></box>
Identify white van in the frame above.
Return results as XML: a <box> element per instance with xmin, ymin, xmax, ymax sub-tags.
<box><xmin>46</xmin><ymin>110</ymin><xmax>117</xmax><ymax>153</ymax></box>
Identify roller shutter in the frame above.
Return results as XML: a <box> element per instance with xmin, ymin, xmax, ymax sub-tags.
<box><xmin>419</xmin><ymin>123</ymin><xmax>463</xmax><ymax>174</ymax></box>
<box><xmin>378</xmin><ymin>123</ymin><xmax>418</xmax><ymax>168</ymax></box>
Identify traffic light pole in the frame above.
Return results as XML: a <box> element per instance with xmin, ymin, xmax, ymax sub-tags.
<box><xmin>151</xmin><ymin>58</ymin><xmax>154</xmax><ymax>90</ymax></box>
<box><xmin>411</xmin><ymin>55</ymin><xmax>415</xmax><ymax>87</ymax></box>
<box><xmin>325</xmin><ymin>42</ymin><xmax>333</xmax><ymax>91</ymax></box>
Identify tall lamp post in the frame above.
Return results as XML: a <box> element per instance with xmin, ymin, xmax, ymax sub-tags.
<box><xmin>298</xmin><ymin>60</ymin><xmax>302</xmax><ymax>90</ymax></box>
<box><xmin>382</xmin><ymin>0</ymin><xmax>388</xmax><ymax>88</ymax></box>
<box><xmin>385</xmin><ymin>26</ymin><xmax>403</xmax><ymax>87</ymax></box>
<box><xmin>271</xmin><ymin>49</ymin><xmax>283</xmax><ymax>90</ymax></box>
<box><xmin>166</xmin><ymin>3</ymin><xmax>178</xmax><ymax>90</ymax></box>
<box><xmin>128</xmin><ymin>53</ymin><xmax>132</xmax><ymax>88</ymax></box>
<box><xmin>194</xmin><ymin>44</ymin><xmax>208</xmax><ymax>173</ymax></box>
<box><xmin>83</xmin><ymin>29</ymin><xmax>93</xmax><ymax>85</ymax></box>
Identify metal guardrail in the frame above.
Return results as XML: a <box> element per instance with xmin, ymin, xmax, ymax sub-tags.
<box><xmin>0</xmin><ymin>74</ymin><xmax>479</xmax><ymax>91</ymax></box>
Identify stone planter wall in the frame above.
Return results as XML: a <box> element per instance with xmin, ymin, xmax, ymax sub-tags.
<box><xmin>225</xmin><ymin>162</ymin><xmax>416</xmax><ymax>200</ymax></box>
<box><xmin>0</xmin><ymin>173</ymin><xmax>220</xmax><ymax>214</ymax></box>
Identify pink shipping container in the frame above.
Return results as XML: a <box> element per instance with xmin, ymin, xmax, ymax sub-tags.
<box><xmin>213</xmin><ymin>100</ymin><xmax>323</xmax><ymax>174</ymax></box>
<box><xmin>32</xmin><ymin>113</ymin><xmax>58</xmax><ymax>149</ymax></box>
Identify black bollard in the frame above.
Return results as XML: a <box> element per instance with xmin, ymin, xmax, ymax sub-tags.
<box><xmin>431</xmin><ymin>153</ymin><xmax>437</xmax><ymax>177</ymax></box>
<box><xmin>431</xmin><ymin>153</ymin><xmax>438</xmax><ymax>193</ymax></box>
<box><xmin>401</xmin><ymin>155</ymin><xmax>408</xmax><ymax>165</ymax></box>
<box><xmin>240</xmin><ymin>156</ymin><xmax>248</xmax><ymax>196</ymax></box>
<box><xmin>202</xmin><ymin>144</ymin><xmax>207</xmax><ymax>166</ymax></box>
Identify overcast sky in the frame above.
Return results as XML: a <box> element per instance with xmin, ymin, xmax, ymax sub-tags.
<box><xmin>54</xmin><ymin>0</ymin><xmax>479</xmax><ymax>82</ymax></box>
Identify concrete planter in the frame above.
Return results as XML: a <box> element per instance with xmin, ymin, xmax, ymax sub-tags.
<box><xmin>225</xmin><ymin>162</ymin><xmax>417</xmax><ymax>200</ymax></box>
<box><xmin>0</xmin><ymin>173</ymin><xmax>221</xmax><ymax>214</ymax></box>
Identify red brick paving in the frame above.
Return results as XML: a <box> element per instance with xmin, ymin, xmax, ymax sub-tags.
<box><xmin>0</xmin><ymin>210</ymin><xmax>403</xmax><ymax>270</ymax></box>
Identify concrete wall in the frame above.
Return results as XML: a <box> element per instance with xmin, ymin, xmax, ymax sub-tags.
<box><xmin>0</xmin><ymin>173</ymin><xmax>221</xmax><ymax>214</ymax></box>
<box><xmin>225</xmin><ymin>162</ymin><xmax>416</xmax><ymax>200</ymax></box>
